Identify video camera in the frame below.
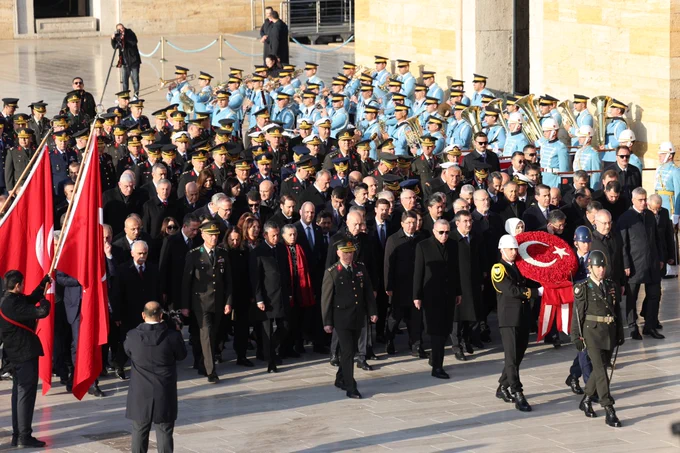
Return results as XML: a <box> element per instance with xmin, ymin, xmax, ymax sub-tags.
<box><xmin>162</xmin><ymin>309</ymin><xmax>186</xmax><ymax>330</ymax></box>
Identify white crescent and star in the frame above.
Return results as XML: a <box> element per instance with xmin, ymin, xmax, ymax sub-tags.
<box><xmin>518</xmin><ymin>241</ymin><xmax>568</xmax><ymax>268</ymax></box>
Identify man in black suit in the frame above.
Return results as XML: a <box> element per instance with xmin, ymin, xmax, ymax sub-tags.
<box><xmin>176</xmin><ymin>181</ymin><xmax>200</xmax><ymax>220</ymax></box>
<box><xmin>300</xmin><ymin>169</ymin><xmax>331</xmax><ymax>213</ymax></box>
<box><xmin>181</xmin><ymin>221</ymin><xmax>232</xmax><ymax>382</ymax></box>
<box><xmin>462</xmin><ymin>132</ymin><xmax>500</xmax><ymax>180</ymax></box>
<box><xmin>560</xmin><ymin>170</ymin><xmax>589</xmax><ymax>205</ymax></box>
<box><xmin>316</xmin><ymin>210</ymin><xmax>333</xmax><ymax>267</ymax></box>
<box><xmin>560</xmin><ymin>187</ymin><xmax>592</xmax><ymax>240</ymax></box>
<box><xmin>413</xmin><ymin>219</ymin><xmax>462</xmax><ymax>379</ymax></box>
<box><xmin>111</xmin><ymin>215</ymin><xmax>154</xmax><ymax>265</ymax></box>
<box><xmin>326</xmin><ymin>186</ymin><xmax>347</xmax><ymax>234</ymax></box>
<box><xmin>125</xmin><ymin>302</ymin><xmax>187</xmax><ymax>453</ymax></box>
<box><xmin>245</xmin><ymin>189</ymin><xmax>274</xmax><ymax>225</ymax></box>
<box><xmin>591</xmin><ymin>209</ymin><xmax>624</xmax><ymax>287</ymax></box>
<box><xmin>502</xmin><ymin>151</ymin><xmax>526</xmax><ymax>180</ymax></box>
<box><xmin>493</xmin><ymin>180</ymin><xmax>526</xmax><ymax>224</ymax></box>
<box><xmin>603</xmin><ymin>145</ymin><xmax>641</xmax><ymax>200</ymax></box>
<box><xmin>112</xmin><ymin>240</ymin><xmax>161</xmax><ymax>380</ymax></box>
<box><xmin>648</xmin><ymin>194</ymin><xmax>676</xmax><ymax>279</ymax></box>
<box><xmin>270</xmin><ymin>194</ymin><xmax>299</xmax><ymax>227</ymax></box>
<box><xmin>522</xmin><ymin>184</ymin><xmax>553</xmax><ymax>231</ymax></box>
<box><xmin>103</xmin><ymin>172</ymin><xmax>145</xmax><ymax>236</ymax></box>
<box><xmin>142</xmin><ymin>179</ymin><xmax>178</xmax><ymax>239</ymax></box>
<box><xmin>368</xmin><ymin>198</ymin><xmax>394</xmax><ymax>344</ymax></box>
<box><xmin>159</xmin><ymin>213</ymin><xmax>201</xmax><ymax>311</ymax></box>
<box><xmin>421</xmin><ymin>192</ymin><xmax>446</xmax><ymax>237</ymax></box>
<box><xmin>594</xmin><ymin>180</ymin><xmax>630</xmax><ymax>224</ymax></box>
<box><xmin>249</xmin><ymin>221</ymin><xmax>292</xmax><ymax>373</ymax></box>
<box><xmin>384</xmin><ymin>211</ymin><xmax>424</xmax><ymax>357</ymax></box>
<box><xmin>140</xmin><ymin>163</ymin><xmax>167</xmax><ymax>199</ymax></box>
<box><xmin>618</xmin><ymin>188</ymin><xmax>664</xmax><ymax>340</ymax></box>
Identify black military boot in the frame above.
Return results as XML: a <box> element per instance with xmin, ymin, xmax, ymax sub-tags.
<box><xmin>579</xmin><ymin>395</ymin><xmax>597</xmax><ymax>418</ymax></box>
<box><xmin>604</xmin><ymin>406</ymin><xmax>622</xmax><ymax>427</ymax></box>
<box><xmin>565</xmin><ymin>374</ymin><xmax>584</xmax><ymax>394</ymax></box>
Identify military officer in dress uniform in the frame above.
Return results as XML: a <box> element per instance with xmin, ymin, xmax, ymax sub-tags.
<box><xmin>121</xmin><ymin>99</ymin><xmax>150</xmax><ymax>130</ymax></box>
<box><xmin>572</xmin><ymin>125</ymin><xmax>602</xmax><ymax>190</ymax></box>
<box><xmin>538</xmin><ymin>118</ymin><xmax>570</xmax><ymax>188</ymax></box>
<box><xmin>410</xmin><ymin>135</ymin><xmax>439</xmax><ymax>184</ymax></box>
<box><xmin>326</xmin><ymin>94</ymin><xmax>349</xmax><ymax>139</ymax></box>
<box><xmin>361</xmin><ymin>104</ymin><xmax>385</xmax><ymax>160</ymax></box>
<box><xmin>321</xmin><ymin>239</ymin><xmax>378</xmax><ymax>399</ymax></box>
<box><xmin>208</xmin><ymin>144</ymin><xmax>230</xmax><ymax>188</ymax></box>
<box><xmin>117</xmin><ymin>135</ymin><xmax>152</xmax><ymax>185</ymax></box>
<box><xmin>654</xmin><ymin>141</ymin><xmax>680</xmax><ymax>218</ymax></box>
<box><xmin>601</xmin><ymin>99</ymin><xmax>628</xmax><ymax>163</ymax></box>
<box><xmin>3</xmin><ymin>127</ymin><xmax>35</xmax><ymax>191</ymax></box>
<box><xmin>280</xmin><ymin>154</ymin><xmax>314</xmax><ymax>199</ymax></box>
<box><xmin>97</xmin><ymin>135</ymin><xmax>117</xmax><ymax>191</ymax></box>
<box><xmin>492</xmin><ymin>234</ymin><xmax>539</xmax><ymax>412</ymax></box>
<box><xmin>330</xmin><ymin>157</ymin><xmax>350</xmax><ymax>188</ymax></box>
<box><xmin>571</xmin><ymin>250</ymin><xmax>624</xmax><ymax>427</ymax></box>
<box><xmin>27</xmin><ymin>101</ymin><xmax>51</xmax><ymax>141</ymax></box>
<box><xmin>115</xmin><ymin>90</ymin><xmax>131</xmax><ymax>116</ymax></box>
<box><xmin>1</xmin><ymin>97</ymin><xmax>19</xmax><ymax>131</ymax></box>
<box><xmin>470</xmin><ymin>74</ymin><xmax>493</xmax><ymax>107</ymax></box>
<box><xmin>50</xmin><ymin>130</ymin><xmax>78</xmax><ymax>196</ymax></box>
<box><xmin>567</xmin><ymin>94</ymin><xmax>594</xmax><ymax>147</ymax></box>
<box><xmin>177</xmin><ymin>150</ymin><xmax>209</xmax><ymax>198</ymax></box>
<box><xmin>209</xmin><ymin>91</ymin><xmax>237</xmax><ymax>128</ymax></box>
<box><xmin>390</xmin><ymin>105</ymin><xmax>412</xmax><ymax>156</ymax></box>
<box><xmin>271</xmin><ymin>92</ymin><xmax>296</xmax><ymax>130</ymax></box>
<box><xmin>181</xmin><ymin>221</ymin><xmax>233</xmax><ymax>383</ymax></box>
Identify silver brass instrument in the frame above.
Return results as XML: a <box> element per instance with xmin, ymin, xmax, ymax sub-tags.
<box><xmin>557</xmin><ymin>100</ymin><xmax>579</xmax><ymax>131</ymax></box>
<box><xmin>515</xmin><ymin>94</ymin><xmax>544</xmax><ymax>143</ymax></box>
<box><xmin>461</xmin><ymin>106</ymin><xmax>484</xmax><ymax>136</ymax></box>
<box><xmin>591</xmin><ymin>95</ymin><xmax>613</xmax><ymax>146</ymax></box>
<box><xmin>403</xmin><ymin>115</ymin><xmax>423</xmax><ymax>148</ymax></box>
<box><xmin>487</xmin><ymin>98</ymin><xmax>509</xmax><ymax>134</ymax></box>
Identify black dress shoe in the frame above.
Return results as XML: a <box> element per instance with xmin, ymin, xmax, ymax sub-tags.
<box><xmin>631</xmin><ymin>329</ymin><xmax>643</xmax><ymax>340</ymax></box>
<box><xmin>356</xmin><ymin>360</ymin><xmax>373</xmax><ymax>371</ymax></box>
<box><xmin>579</xmin><ymin>395</ymin><xmax>597</xmax><ymax>418</ymax></box>
<box><xmin>115</xmin><ymin>369</ymin><xmax>127</xmax><ymax>381</ymax></box>
<box><xmin>11</xmin><ymin>434</ymin><xmax>17</xmax><ymax>447</ymax></box>
<box><xmin>431</xmin><ymin>368</ymin><xmax>450</xmax><ymax>379</ymax></box>
<box><xmin>604</xmin><ymin>405</ymin><xmax>622</xmax><ymax>427</ymax></box>
<box><xmin>454</xmin><ymin>350</ymin><xmax>466</xmax><ymax>361</ymax></box>
<box><xmin>366</xmin><ymin>348</ymin><xmax>379</xmax><ymax>360</ymax></box>
<box><xmin>386</xmin><ymin>340</ymin><xmax>396</xmax><ymax>355</ymax></box>
<box><xmin>496</xmin><ymin>385</ymin><xmax>514</xmax><ymax>403</ymax></box>
<box><xmin>412</xmin><ymin>348</ymin><xmax>428</xmax><ymax>359</ymax></box>
<box><xmin>17</xmin><ymin>436</ymin><xmax>46</xmax><ymax>448</ymax></box>
<box><xmin>656</xmin><ymin>323</ymin><xmax>663</xmax><ymax>330</ymax></box>
<box><xmin>330</xmin><ymin>355</ymin><xmax>340</xmax><ymax>367</ymax></box>
<box><xmin>643</xmin><ymin>328</ymin><xmax>665</xmax><ymax>339</ymax></box>
<box><xmin>512</xmin><ymin>391</ymin><xmax>532</xmax><ymax>412</ymax></box>
<box><xmin>207</xmin><ymin>373</ymin><xmax>220</xmax><ymax>383</ymax></box>
<box><xmin>565</xmin><ymin>375</ymin><xmax>584</xmax><ymax>394</ymax></box>
<box><xmin>236</xmin><ymin>357</ymin><xmax>254</xmax><ymax>367</ymax></box>
<box><xmin>552</xmin><ymin>337</ymin><xmax>562</xmax><ymax>348</ymax></box>
<box><xmin>267</xmin><ymin>364</ymin><xmax>278</xmax><ymax>373</ymax></box>
<box><xmin>346</xmin><ymin>389</ymin><xmax>362</xmax><ymax>399</ymax></box>
<box><xmin>463</xmin><ymin>341</ymin><xmax>474</xmax><ymax>355</ymax></box>
<box><xmin>334</xmin><ymin>380</ymin><xmax>347</xmax><ymax>390</ymax></box>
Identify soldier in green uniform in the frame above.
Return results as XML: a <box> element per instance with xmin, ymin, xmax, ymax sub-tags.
<box><xmin>321</xmin><ymin>239</ymin><xmax>378</xmax><ymax>399</ymax></box>
<box><xmin>491</xmin><ymin>234</ymin><xmax>539</xmax><ymax>412</ymax></box>
<box><xmin>181</xmin><ymin>221</ymin><xmax>233</xmax><ymax>384</ymax></box>
<box><xmin>571</xmin><ymin>250</ymin><xmax>624</xmax><ymax>427</ymax></box>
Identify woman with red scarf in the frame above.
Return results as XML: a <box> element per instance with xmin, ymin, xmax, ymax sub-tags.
<box><xmin>280</xmin><ymin>224</ymin><xmax>315</xmax><ymax>357</ymax></box>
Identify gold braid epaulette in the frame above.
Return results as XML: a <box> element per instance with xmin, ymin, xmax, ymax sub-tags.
<box><xmin>491</xmin><ymin>263</ymin><xmax>505</xmax><ymax>293</ymax></box>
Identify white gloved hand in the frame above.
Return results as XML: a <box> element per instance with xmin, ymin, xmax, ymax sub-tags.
<box><xmin>538</xmin><ymin>287</ymin><xmax>544</xmax><ymax>297</ymax></box>
<box><xmin>672</xmin><ymin>215</ymin><xmax>679</xmax><ymax>226</ymax></box>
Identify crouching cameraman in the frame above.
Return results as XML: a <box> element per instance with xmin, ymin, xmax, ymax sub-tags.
<box><xmin>124</xmin><ymin>301</ymin><xmax>187</xmax><ymax>453</ymax></box>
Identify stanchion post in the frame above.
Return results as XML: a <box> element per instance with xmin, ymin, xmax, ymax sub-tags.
<box><xmin>217</xmin><ymin>34</ymin><xmax>225</xmax><ymax>61</ymax></box>
<box><xmin>159</xmin><ymin>37</ymin><xmax>167</xmax><ymax>63</ymax></box>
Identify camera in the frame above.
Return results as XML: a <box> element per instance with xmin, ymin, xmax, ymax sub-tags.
<box><xmin>163</xmin><ymin>309</ymin><xmax>185</xmax><ymax>330</ymax></box>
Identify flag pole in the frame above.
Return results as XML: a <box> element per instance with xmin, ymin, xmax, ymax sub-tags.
<box><xmin>49</xmin><ymin>123</ymin><xmax>98</xmax><ymax>276</ymax></box>
<box><xmin>0</xmin><ymin>128</ymin><xmax>54</xmax><ymax>217</ymax></box>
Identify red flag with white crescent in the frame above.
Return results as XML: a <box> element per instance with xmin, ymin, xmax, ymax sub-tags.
<box><xmin>515</xmin><ymin>231</ymin><xmax>578</xmax><ymax>342</ymax></box>
<box><xmin>0</xmin><ymin>145</ymin><xmax>55</xmax><ymax>394</ymax></box>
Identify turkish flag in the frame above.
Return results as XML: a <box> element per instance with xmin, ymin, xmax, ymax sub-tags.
<box><xmin>0</xmin><ymin>146</ymin><xmax>55</xmax><ymax>394</ymax></box>
<box><xmin>55</xmin><ymin>138</ymin><xmax>109</xmax><ymax>400</ymax></box>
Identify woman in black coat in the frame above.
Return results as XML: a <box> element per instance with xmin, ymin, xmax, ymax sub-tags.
<box><xmin>413</xmin><ymin>219</ymin><xmax>461</xmax><ymax>379</ymax></box>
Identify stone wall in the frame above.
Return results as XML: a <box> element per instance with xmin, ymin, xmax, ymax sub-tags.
<box><xmin>0</xmin><ymin>0</ymin><xmax>14</xmax><ymax>39</ymax></box>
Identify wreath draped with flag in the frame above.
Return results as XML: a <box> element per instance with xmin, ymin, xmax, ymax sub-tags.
<box><xmin>515</xmin><ymin>231</ymin><xmax>578</xmax><ymax>342</ymax></box>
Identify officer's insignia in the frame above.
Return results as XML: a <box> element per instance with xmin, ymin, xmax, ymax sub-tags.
<box><xmin>491</xmin><ymin>264</ymin><xmax>505</xmax><ymax>283</ymax></box>
<box><xmin>336</xmin><ymin>264</ymin><xmax>343</xmax><ymax>271</ymax></box>
<box><xmin>575</xmin><ymin>286</ymin><xmax>580</xmax><ymax>294</ymax></box>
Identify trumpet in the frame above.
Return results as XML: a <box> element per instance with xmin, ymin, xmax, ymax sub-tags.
<box><xmin>137</xmin><ymin>74</ymin><xmax>195</xmax><ymax>97</ymax></box>
<box><xmin>350</xmin><ymin>65</ymin><xmax>370</xmax><ymax>80</ymax></box>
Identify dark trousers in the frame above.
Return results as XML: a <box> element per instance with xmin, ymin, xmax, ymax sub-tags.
<box><xmin>262</xmin><ymin>317</ymin><xmax>287</xmax><ymax>365</ymax></box>
<box><xmin>569</xmin><ymin>350</ymin><xmax>592</xmax><ymax>383</ymax></box>
<box><xmin>232</xmin><ymin>307</ymin><xmax>250</xmax><ymax>359</ymax></box>
<box><xmin>115</xmin><ymin>326</ymin><xmax>133</xmax><ymax>371</ymax></box>
<box><xmin>52</xmin><ymin>301</ymin><xmax>72</xmax><ymax>380</ymax></box>
<box><xmin>450</xmin><ymin>321</ymin><xmax>475</xmax><ymax>353</ymax></box>
<box><xmin>585</xmin><ymin>347</ymin><xmax>614</xmax><ymax>407</ymax></box>
<box><xmin>429</xmin><ymin>334</ymin><xmax>446</xmax><ymax>370</ymax></box>
<box><xmin>11</xmin><ymin>358</ymin><xmax>38</xmax><ymax>440</ymax></box>
<box><xmin>499</xmin><ymin>326</ymin><xmax>529</xmax><ymax>392</ymax></box>
<box><xmin>385</xmin><ymin>304</ymin><xmax>423</xmax><ymax>349</ymax></box>
<box><xmin>375</xmin><ymin>290</ymin><xmax>389</xmax><ymax>340</ymax></box>
<box><xmin>188</xmin><ymin>312</ymin><xmax>204</xmax><ymax>370</ymax></box>
<box><xmin>331</xmin><ymin>317</ymin><xmax>367</xmax><ymax>360</ymax></box>
<box><xmin>121</xmin><ymin>65</ymin><xmax>141</xmax><ymax>95</ymax></box>
<box><xmin>629</xmin><ymin>283</ymin><xmax>661</xmax><ymax>329</ymax></box>
<box><xmin>103</xmin><ymin>314</ymin><xmax>119</xmax><ymax>368</ymax></box>
<box><xmin>131</xmin><ymin>419</ymin><xmax>174</xmax><ymax>453</ymax></box>
<box><xmin>335</xmin><ymin>327</ymin><xmax>360</xmax><ymax>392</ymax></box>
<box><xmin>197</xmin><ymin>310</ymin><xmax>222</xmax><ymax>376</ymax></box>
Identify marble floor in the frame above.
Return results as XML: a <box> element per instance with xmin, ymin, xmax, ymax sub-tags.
<box><xmin>0</xmin><ymin>35</ymin><xmax>679</xmax><ymax>452</ymax></box>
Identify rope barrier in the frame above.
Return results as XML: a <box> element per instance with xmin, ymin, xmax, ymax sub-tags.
<box><xmin>290</xmin><ymin>35</ymin><xmax>354</xmax><ymax>53</ymax></box>
<box><xmin>165</xmin><ymin>39</ymin><xmax>218</xmax><ymax>53</ymax></box>
<box><xmin>222</xmin><ymin>38</ymin><xmax>263</xmax><ymax>57</ymax></box>
<box><xmin>139</xmin><ymin>40</ymin><xmax>161</xmax><ymax>58</ymax></box>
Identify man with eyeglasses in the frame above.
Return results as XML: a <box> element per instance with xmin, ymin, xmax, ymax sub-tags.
<box><xmin>60</xmin><ymin>77</ymin><xmax>96</xmax><ymax>119</ymax></box>
<box><xmin>462</xmin><ymin>132</ymin><xmax>500</xmax><ymax>180</ymax></box>
<box><xmin>603</xmin><ymin>145</ymin><xmax>641</xmax><ymax>201</ymax></box>
<box><xmin>503</xmin><ymin>151</ymin><xmax>526</xmax><ymax>180</ymax></box>
<box><xmin>591</xmin><ymin>209</ymin><xmax>624</xmax><ymax>288</ymax></box>
<box><xmin>413</xmin><ymin>219</ymin><xmax>462</xmax><ymax>379</ymax></box>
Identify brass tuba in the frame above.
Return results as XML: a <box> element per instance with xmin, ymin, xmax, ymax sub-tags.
<box><xmin>557</xmin><ymin>100</ymin><xmax>579</xmax><ymax>131</ymax></box>
<box><xmin>515</xmin><ymin>94</ymin><xmax>543</xmax><ymax>143</ymax></box>
<box><xmin>487</xmin><ymin>98</ymin><xmax>509</xmax><ymax>133</ymax></box>
<box><xmin>403</xmin><ymin>115</ymin><xmax>423</xmax><ymax>148</ymax></box>
<box><xmin>591</xmin><ymin>95</ymin><xmax>613</xmax><ymax>146</ymax></box>
<box><xmin>461</xmin><ymin>106</ymin><xmax>483</xmax><ymax>135</ymax></box>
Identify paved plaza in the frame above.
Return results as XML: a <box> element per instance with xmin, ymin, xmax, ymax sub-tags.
<box><xmin>0</xmin><ymin>35</ymin><xmax>679</xmax><ymax>452</ymax></box>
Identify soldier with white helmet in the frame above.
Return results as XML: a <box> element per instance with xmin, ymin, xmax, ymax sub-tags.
<box><xmin>502</xmin><ymin>112</ymin><xmax>530</xmax><ymax>157</ymax></box>
<box><xmin>654</xmin><ymin>141</ymin><xmax>680</xmax><ymax>221</ymax></box>
<box><xmin>491</xmin><ymin>234</ymin><xmax>541</xmax><ymax>412</ymax></box>
<box><xmin>538</xmin><ymin>117</ymin><xmax>570</xmax><ymax>188</ymax></box>
<box><xmin>572</xmin><ymin>125</ymin><xmax>602</xmax><ymax>190</ymax></box>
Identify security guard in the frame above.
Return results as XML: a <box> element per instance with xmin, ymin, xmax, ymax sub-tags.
<box><xmin>492</xmin><ymin>234</ymin><xmax>538</xmax><ymax>412</ymax></box>
<box><xmin>538</xmin><ymin>118</ymin><xmax>570</xmax><ymax>188</ymax></box>
<box><xmin>602</xmin><ymin>99</ymin><xmax>628</xmax><ymax>163</ymax></box>
<box><xmin>654</xmin><ymin>141</ymin><xmax>680</xmax><ymax>217</ymax></box>
<box><xmin>572</xmin><ymin>125</ymin><xmax>602</xmax><ymax>190</ymax></box>
<box><xmin>181</xmin><ymin>221</ymin><xmax>233</xmax><ymax>383</ymax></box>
<box><xmin>321</xmin><ymin>239</ymin><xmax>378</xmax><ymax>399</ymax></box>
<box><xmin>571</xmin><ymin>250</ymin><xmax>624</xmax><ymax>427</ymax></box>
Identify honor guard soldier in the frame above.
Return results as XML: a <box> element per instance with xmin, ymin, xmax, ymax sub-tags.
<box><xmin>502</xmin><ymin>112</ymin><xmax>530</xmax><ymax>157</ymax></box>
<box><xmin>187</xmin><ymin>71</ymin><xmax>214</xmax><ymax>115</ymax></box>
<box><xmin>572</xmin><ymin>125</ymin><xmax>602</xmax><ymax>190</ymax></box>
<box><xmin>484</xmin><ymin>108</ymin><xmax>506</xmax><ymax>153</ymax></box>
<box><xmin>568</xmin><ymin>94</ymin><xmax>594</xmax><ymax>147</ymax></box>
<box><xmin>390</xmin><ymin>105</ymin><xmax>411</xmax><ymax>156</ymax></box>
<box><xmin>27</xmin><ymin>101</ymin><xmax>51</xmax><ymax>141</ymax></box>
<box><xmin>538</xmin><ymin>118</ymin><xmax>570</xmax><ymax>188</ymax></box>
<box><xmin>571</xmin><ymin>250</ymin><xmax>624</xmax><ymax>427</ymax></box>
<box><xmin>601</xmin><ymin>99</ymin><xmax>628</xmax><ymax>163</ymax></box>
<box><xmin>321</xmin><ymin>239</ymin><xmax>378</xmax><ymax>399</ymax></box>
<box><xmin>425</xmin><ymin>116</ymin><xmax>446</xmax><ymax>155</ymax></box>
<box><xmin>271</xmin><ymin>92</ymin><xmax>296</xmax><ymax>130</ymax></box>
<box><xmin>372</xmin><ymin>55</ymin><xmax>390</xmax><ymax>99</ymax></box>
<box><xmin>449</xmin><ymin>79</ymin><xmax>471</xmax><ymax>106</ymax></box>
<box><xmin>470</xmin><ymin>74</ymin><xmax>493</xmax><ymax>106</ymax></box>
<box><xmin>447</xmin><ymin>103</ymin><xmax>472</xmax><ymax>149</ymax></box>
<box><xmin>4</xmin><ymin>127</ymin><xmax>35</xmax><ymax>191</ymax></box>
<box><xmin>210</xmin><ymin>90</ymin><xmax>237</xmax><ymax>128</ymax></box>
<box><xmin>654</xmin><ymin>141</ymin><xmax>680</xmax><ymax>218</ymax></box>
<box><xmin>492</xmin><ymin>234</ymin><xmax>539</xmax><ymax>412</ymax></box>
<box><xmin>422</xmin><ymin>71</ymin><xmax>444</xmax><ymax>104</ymax></box>
<box><xmin>616</xmin><ymin>129</ymin><xmax>644</xmax><ymax>171</ymax></box>
<box><xmin>360</xmin><ymin>104</ymin><xmax>383</xmax><ymax>159</ymax></box>
<box><xmin>327</xmin><ymin>94</ymin><xmax>350</xmax><ymax>138</ymax></box>
<box><xmin>181</xmin><ymin>220</ymin><xmax>233</xmax><ymax>383</ymax></box>
<box><xmin>98</xmin><ymin>135</ymin><xmax>117</xmax><ymax>191</ymax></box>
